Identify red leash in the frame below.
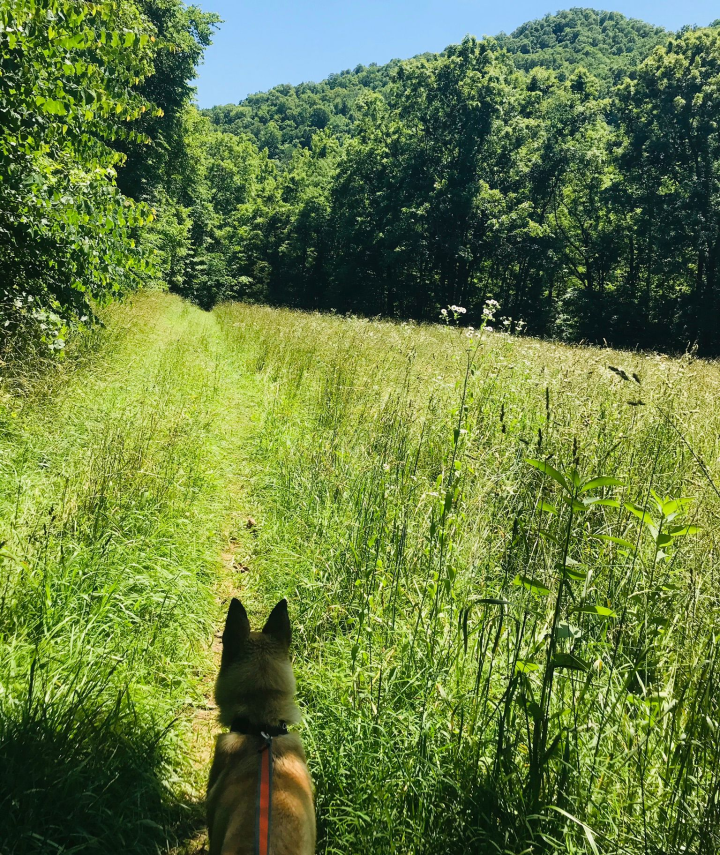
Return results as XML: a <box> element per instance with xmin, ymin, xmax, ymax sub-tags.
<box><xmin>255</xmin><ymin>733</ymin><xmax>274</xmax><ymax>855</ymax></box>
<box><xmin>230</xmin><ymin>717</ymin><xmax>288</xmax><ymax>855</ymax></box>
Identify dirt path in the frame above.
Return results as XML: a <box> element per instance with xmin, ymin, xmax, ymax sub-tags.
<box><xmin>159</xmin><ymin>301</ymin><xmax>267</xmax><ymax>855</ymax></box>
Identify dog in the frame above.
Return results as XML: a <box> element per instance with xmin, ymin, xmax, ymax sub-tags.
<box><xmin>207</xmin><ymin>598</ymin><xmax>315</xmax><ymax>855</ymax></box>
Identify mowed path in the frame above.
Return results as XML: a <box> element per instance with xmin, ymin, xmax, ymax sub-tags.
<box><xmin>0</xmin><ymin>294</ymin><xmax>262</xmax><ymax>854</ymax></box>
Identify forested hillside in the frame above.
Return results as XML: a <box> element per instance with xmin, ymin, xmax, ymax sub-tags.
<box><xmin>3</xmin><ymin>7</ymin><xmax>720</xmax><ymax>355</ymax></box>
<box><xmin>499</xmin><ymin>8</ymin><xmax>667</xmax><ymax>82</ymax></box>
<box><xmin>205</xmin><ymin>61</ymin><xmax>401</xmax><ymax>161</ymax></box>
<box><xmin>208</xmin><ymin>9</ymin><xmax>667</xmax><ymax>158</ymax></box>
<box><xmin>188</xmin><ymin>12</ymin><xmax>720</xmax><ymax>354</ymax></box>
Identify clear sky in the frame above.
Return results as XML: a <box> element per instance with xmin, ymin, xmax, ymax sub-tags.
<box><xmin>192</xmin><ymin>2</ymin><xmax>719</xmax><ymax>108</ymax></box>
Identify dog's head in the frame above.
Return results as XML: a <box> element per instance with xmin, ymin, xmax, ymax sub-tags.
<box><xmin>215</xmin><ymin>598</ymin><xmax>300</xmax><ymax>727</ymax></box>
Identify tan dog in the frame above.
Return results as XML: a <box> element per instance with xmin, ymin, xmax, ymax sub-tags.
<box><xmin>207</xmin><ymin>598</ymin><xmax>315</xmax><ymax>855</ymax></box>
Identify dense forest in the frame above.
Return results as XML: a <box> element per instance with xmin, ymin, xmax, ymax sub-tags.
<box><xmin>0</xmin><ymin>0</ymin><xmax>218</xmax><ymax>352</ymax></box>
<box><xmin>3</xmin><ymin>6</ymin><xmax>720</xmax><ymax>353</ymax></box>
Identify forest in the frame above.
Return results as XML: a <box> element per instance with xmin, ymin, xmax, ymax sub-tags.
<box><xmin>3</xmin><ymin>6</ymin><xmax>720</xmax><ymax>354</ymax></box>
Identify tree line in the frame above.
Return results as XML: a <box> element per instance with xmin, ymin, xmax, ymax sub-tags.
<box><xmin>181</xmin><ymin>15</ymin><xmax>720</xmax><ymax>354</ymax></box>
<box><xmin>3</xmin><ymin>7</ymin><xmax>720</xmax><ymax>355</ymax></box>
<box><xmin>0</xmin><ymin>0</ymin><xmax>217</xmax><ymax>353</ymax></box>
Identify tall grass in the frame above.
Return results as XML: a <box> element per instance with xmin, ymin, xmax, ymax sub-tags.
<box><xmin>4</xmin><ymin>294</ymin><xmax>720</xmax><ymax>854</ymax></box>
<box><xmin>0</xmin><ymin>295</ymin><xmax>256</xmax><ymax>853</ymax></box>
<box><xmin>216</xmin><ymin>303</ymin><xmax>720</xmax><ymax>854</ymax></box>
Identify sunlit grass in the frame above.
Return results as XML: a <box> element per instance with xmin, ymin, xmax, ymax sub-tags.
<box><xmin>216</xmin><ymin>302</ymin><xmax>720</xmax><ymax>854</ymax></box>
<box><xmin>4</xmin><ymin>294</ymin><xmax>720</xmax><ymax>854</ymax></box>
<box><xmin>0</xmin><ymin>295</ymin><xmax>257</xmax><ymax>853</ymax></box>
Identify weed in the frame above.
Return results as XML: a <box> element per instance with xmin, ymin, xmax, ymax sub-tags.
<box><xmin>4</xmin><ymin>296</ymin><xmax>720</xmax><ymax>854</ymax></box>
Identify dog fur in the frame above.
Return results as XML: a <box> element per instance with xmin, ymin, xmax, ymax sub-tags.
<box><xmin>207</xmin><ymin>598</ymin><xmax>315</xmax><ymax>855</ymax></box>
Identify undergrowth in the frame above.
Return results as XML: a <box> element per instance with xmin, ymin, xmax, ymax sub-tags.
<box><xmin>4</xmin><ymin>294</ymin><xmax>720</xmax><ymax>854</ymax></box>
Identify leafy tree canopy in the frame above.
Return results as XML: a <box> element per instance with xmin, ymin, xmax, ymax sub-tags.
<box><xmin>0</xmin><ymin>0</ymin><xmax>217</xmax><ymax>352</ymax></box>
<box><xmin>498</xmin><ymin>8</ymin><xmax>667</xmax><ymax>84</ymax></box>
<box><xmin>207</xmin><ymin>9</ymin><xmax>667</xmax><ymax>159</ymax></box>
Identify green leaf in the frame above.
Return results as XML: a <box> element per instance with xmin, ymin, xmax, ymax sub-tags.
<box><xmin>537</xmin><ymin>500</ymin><xmax>557</xmax><ymax>514</ymax></box>
<box><xmin>515</xmin><ymin>659</ymin><xmax>540</xmax><ymax>673</ymax></box>
<box><xmin>596</xmin><ymin>534</ymin><xmax>636</xmax><ymax>549</ymax></box>
<box><xmin>578</xmin><ymin>604</ymin><xmax>617</xmax><ymax>618</ymax></box>
<box><xmin>669</xmin><ymin>525</ymin><xmax>700</xmax><ymax>537</ymax></box>
<box><xmin>580</xmin><ymin>476</ymin><xmax>623</xmax><ymax>493</ymax></box>
<box><xmin>661</xmin><ymin>498</ymin><xmax>693</xmax><ymax>517</ymax></box>
<box><xmin>547</xmin><ymin>806</ymin><xmax>600</xmax><ymax>855</ymax></box>
<box><xmin>565</xmin><ymin>497</ymin><xmax>588</xmax><ymax>512</ymax></box>
<box><xmin>525</xmin><ymin>699</ymin><xmax>542</xmax><ymax>721</ymax></box>
<box><xmin>555</xmin><ymin>621</ymin><xmax>582</xmax><ymax>640</ymax></box>
<box><xmin>513</xmin><ymin>574</ymin><xmax>551</xmax><ymax>596</ymax></box>
<box><xmin>526</xmin><ymin>458</ymin><xmax>568</xmax><ymax>492</ymax></box>
<box><xmin>552</xmin><ymin>652</ymin><xmax>589</xmax><ymax>672</ymax></box>
<box><xmin>43</xmin><ymin>98</ymin><xmax>67</xmax><ymax>116</ymax></box>
<box><xmin>562</xmin><ymin>565</ymin><xmax>588</xmax><ymax>582</ymax></box>
<box><xmin>626</xmin><ymin>503</ymin><xmax>656</xmax><ymax>528</ymax></box>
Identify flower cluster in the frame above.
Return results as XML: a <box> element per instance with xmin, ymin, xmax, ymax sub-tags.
<box><xmin>440</xmin><ymin>304</ymin><xmax>467</xmax><ymax>325</ymax></box>
<box><xmin>438</xmin><ymin>299</ymin><xmax>526</xmax><ymax>338</ymax></box>
<box><xmin>482</xmin><ymin>298</ymin><xmax>500</xmax><ymax>321</ymax></box>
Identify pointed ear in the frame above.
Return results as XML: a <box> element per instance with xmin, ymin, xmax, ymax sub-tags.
<box><xmin>222</xmin><ymin>598</ymin><xmax>250</xmax><ymax>664</ymax></box>
<box><xmin>262</xmin><ymin>599</ymin><xmax>291</xmax><ymax>648</ymax></box>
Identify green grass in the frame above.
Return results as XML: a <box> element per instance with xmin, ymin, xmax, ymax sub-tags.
<box><xmin>215</xmin><ymin>303</ymin><xmax>720</xmax><ymax>854</ymax></box>
<box><xmin>0</xmin><ymin>295</ymin><xmax>259</xmax><ymax>853</ymax></box>
<box><xmin>3</xmin><ymin>294</ymin><xmax>720</xmax><ymax>853</ymax></box>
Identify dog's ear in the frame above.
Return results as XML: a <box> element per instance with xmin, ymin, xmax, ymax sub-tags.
<box><xmin>222</xmin><ymin>598</ymin><xmax>250</xmax><ymax>664</ymax></box>
<box><xmin>262</xmin><ymin>598</ymin><xmax>291</xmax><ymax>648</ymax></box>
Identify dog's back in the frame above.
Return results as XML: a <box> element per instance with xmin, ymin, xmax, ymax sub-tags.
<box><xmin>207</xmin><ymin>598</ymin><xmax>315</xmax><ymax>855</ymax></box>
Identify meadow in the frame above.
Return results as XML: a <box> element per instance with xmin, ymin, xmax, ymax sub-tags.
<box><xmin>2</xmin><ymin>293</ymin><xmax>720</xmax><ymax>854</ymax></box>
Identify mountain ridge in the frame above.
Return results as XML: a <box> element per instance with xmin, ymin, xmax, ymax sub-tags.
<box><xmin>205</xmin><ymin>8</ymin><xmax>669</xmax><ymax>158</ymax></box>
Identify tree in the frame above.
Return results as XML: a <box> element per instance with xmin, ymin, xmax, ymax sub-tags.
<box><xmin>0</xmin><ymin>0</ymin><xmax>157</xmax><ymax>348</ymax></box>
<box><xmin>327</xmin><ymin>38</ymin><xmax>509</xmax><ymax>318</ymax></box>
<box><xmin>616</xmin><ymin>28</ymin><xmax>720</xmax><ymax>351</ymax></box>
<box><xmin>115</xmin><ymin>0</ymin><xmax>220</xmax><ymax>203</ymax></box>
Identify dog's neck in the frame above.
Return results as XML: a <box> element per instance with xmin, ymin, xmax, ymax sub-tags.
<box><xmin>218</xmin><ymin>694</ymin><xmax>300</xmax><ymax>730</ymax></box>
<box><xmin>229</xmin><ymin>715</ymin><xmax>289</xmax><ymax>737</ymax></box>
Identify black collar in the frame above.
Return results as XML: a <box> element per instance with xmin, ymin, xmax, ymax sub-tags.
<box><xmin>230</xmin><ymin>716</ymin><xmax>288</xmax><ymax>738</ymax></box>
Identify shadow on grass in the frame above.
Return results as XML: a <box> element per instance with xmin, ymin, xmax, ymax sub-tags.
<box><xmin>0</xmin><ymin>692</ymin><xmax>206</xmax><ymax>854</ymax></box>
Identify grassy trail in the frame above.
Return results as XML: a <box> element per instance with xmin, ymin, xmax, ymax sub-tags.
<box><xmin>0</xmin><ymin>294</ymin><xmax>260</xmax><ymax>854</ymax></box>
<box><xmin>5</xmin><ymin>293</ymin><xmax>720</xmax><ymax>854</ymax></box>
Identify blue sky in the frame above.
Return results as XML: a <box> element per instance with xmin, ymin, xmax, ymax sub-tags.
<box><xmin>192</xmin><ymin>1</ymin><xmax>719</xmax><ymax>108</ymax></box>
